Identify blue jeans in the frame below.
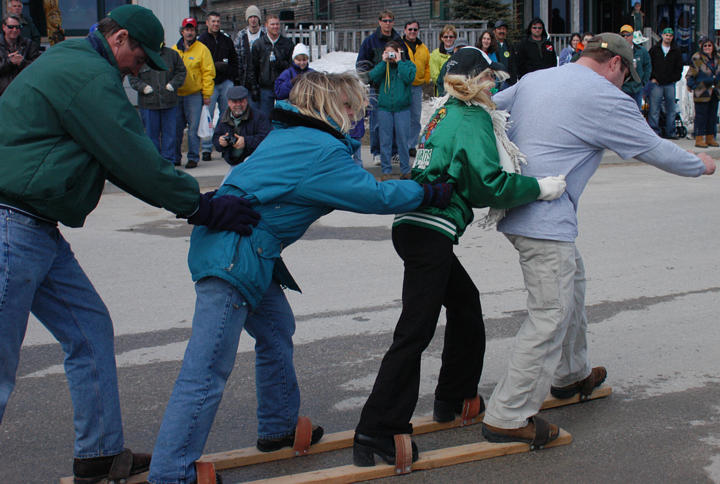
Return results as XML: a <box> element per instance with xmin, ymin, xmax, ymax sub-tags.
<box><xmin>408</xmin><ymin>84</ymin><xmax>423</xmax><ymax>151</ymax></box>
<box><xmin>369</xmin><ymin>87</ymin><xmax>380</xmax><ymax>156</ymax></box>
<box><xmin>148</xmin><ymin>278</ymin><xmax>299</xmax><ymax>484</ymax></box>
<box><xmin>175</xmin><ymin>92</ymin><xmax>203</xmax><ymax>164</ymax></box>
<box><xmin>352</xmin><ymin>142</ymin><xmax>362</xmax><ymax>166</ymax></box>
<box><xmin>201</xmin><ymin>79</ymin><xmax>232</xmax><ymax>153</ymax></box>
<box><xmin>258</xmin><ymin>88</ymin><xmax>276</xmax><ymax>118</ymax></box>
<box><xmin>0</xmin><ymin>208</ymin><xmax>124</xmax><ymax>458</ymax></box>
<box><xmin>141</xmin><ymin>106</ymin><xmax>178</xmax><ymax>164</ymax></box>
<box><xmin>648</xmin><ymin>83</ymin><xmax>677</xmax><ymax>137</ymax></box>
<box><xmin>378</xmin><ymin>109</ymin><xmax>410</xmax><ymax>175</ymax></box>
<box><xmin>694</xmin><ymin>97</ymin><xmax>719</xmax><ymax>136</ymax></box>
<box><xmin>629</xmin><ymin>90</ymin><xmax>643</xmax><ymax>109</ymax></box>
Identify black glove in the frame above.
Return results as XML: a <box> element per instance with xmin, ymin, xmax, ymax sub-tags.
<box><xmin>420</xmin><ymin>182</ymin><xmax>454</xmax><ymax>209</ymax></box>
<box><xmin>187</xmin><ymin>191</ymin><xmax>261</xmax><ymax>234</ymax></box>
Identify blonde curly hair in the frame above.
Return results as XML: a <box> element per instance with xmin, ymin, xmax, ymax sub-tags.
<box><xmin>444</xmin><ymin>68</ymin><xmax>508</xmax><ymax>108</ymax></box>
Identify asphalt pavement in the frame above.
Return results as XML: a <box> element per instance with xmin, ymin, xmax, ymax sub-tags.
<box><xmin>3</xmin><ymin>138</ymin><xmax>720</xmax><ymax>483</ymax></box>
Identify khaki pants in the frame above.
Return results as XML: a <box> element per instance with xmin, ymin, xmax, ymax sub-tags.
<box><xmin>483</xmin><ymin>235</ymin><xmax>591</xmax><ymax>429</ymax></box>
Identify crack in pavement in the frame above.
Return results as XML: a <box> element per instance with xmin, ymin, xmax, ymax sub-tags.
<box><xmin>17</xmin><ymin>286</ymin><xmax>720</xmax><ymax>377</ymax></box>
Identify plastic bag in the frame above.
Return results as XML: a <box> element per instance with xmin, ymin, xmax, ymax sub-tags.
<box><xmin>198</xmin><ymin>105</ymin><xmax>213</xmax><ymax>139</ymax></box>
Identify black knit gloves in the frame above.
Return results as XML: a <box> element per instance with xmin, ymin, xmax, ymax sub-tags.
<box><xmin>420</xmin><ymin>182</ymin><xmax>454</xmax><ymax>209</ymax></box>
<box><xmin>187</xmin><ymin>191</ymin><xmax>261</xmax><ymax>234</ymax></box>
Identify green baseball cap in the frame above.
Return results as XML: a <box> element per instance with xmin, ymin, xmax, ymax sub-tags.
<box><xmin>662</xmin><ymin>27</ymin><xmax>674</xmax><ymax>35</ymax></box>
<box><xmin>107</xmin><ymin>4</ymin><xmax>167</xmax><ymax>71</ymax></box>
<box><xmin>584</xmin><ymin>32</ymin><xmax>640</xmax><ymax>83</ymax></box>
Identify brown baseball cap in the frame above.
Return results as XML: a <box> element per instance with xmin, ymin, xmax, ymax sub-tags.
<box><xmin>584</xmin><ymin>32</ymin><xmax>640</xmax><ymax>83</ymax></box>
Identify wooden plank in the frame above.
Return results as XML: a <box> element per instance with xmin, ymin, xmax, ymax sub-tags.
<box><xmin>199</xmin><ymin>385</ymin><xmax>610</xmax><ymax>470</ymax></box>
<box><xmin>59</xmin><ymin>386</ymin><xmax>610</xmax><ymax>482</ymax></box>
<box><xmin>540</xmin><ymin>384</ymin><xmax>612</xmax><ymax>410</ymax></box>
<box><xmin>242</xmin><ymin>429</ymin><xmax>572</xmax><ymax>484</ymax></box>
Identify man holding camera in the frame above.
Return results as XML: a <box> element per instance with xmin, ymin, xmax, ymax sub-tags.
<box><xmin>0</xmin><ymin>13</ymin><xmax>40</xmax><ymax>95</ymax></box>
<box><xmin>212</xmin><ymin>85</ymin><xmax>271</xmax><ymax>165</ymax></box>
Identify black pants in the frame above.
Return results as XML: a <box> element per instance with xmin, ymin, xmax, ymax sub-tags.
<box><xmin>356</xmin><ymin>223</ymin><xmax>486</xmax><ymax>436</ymax></box>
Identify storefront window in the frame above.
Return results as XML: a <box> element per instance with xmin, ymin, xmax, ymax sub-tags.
<box><xmin>59</xmin><ymin>0</ymin><xmax>97</xmax><ymax>33</ymax></box>
<box><xmin>19</xmin><ymin>0</ymin><xmax>130</xmax><ymax>37</ymax></box>
<box><xmin>430</xmin><ymin>0</ymin><xmax>448</xmax><ymax>19</ymax></box>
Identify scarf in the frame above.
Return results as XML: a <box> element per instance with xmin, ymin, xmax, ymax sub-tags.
<box><xmin>431</xmin><ymin>94</ymin><xmax>527</xmax><ymax>228</ymax></box>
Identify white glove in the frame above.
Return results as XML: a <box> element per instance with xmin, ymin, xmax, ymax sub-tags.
<box><xmin>165</xmin><ymin>83</ymin><xmax>174</xmax><ymax>92</ymax></box>
<box><xmin>142</xmin><ymin>85</ymin><xmax>153</xmax><ymax>95</ymax></box>
<box><xmin>537</xmin><ymin>175</ymin><xmax>566</xmax><ymax>201</ymax></box>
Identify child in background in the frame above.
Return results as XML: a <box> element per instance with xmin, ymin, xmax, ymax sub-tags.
<box><xmin>369</xmin><ymin>40</ymin><xmax>416</xmax><ymax>180</ymax></box>
<box><xmin>349</xmin><ymin>115</ymin><xmax>365</xmax><ymax>166</ymax></box>
<box><xmin>274</xmin><ymin>43</ymin><xmax>314</xmax><ymax>100</ymax></box>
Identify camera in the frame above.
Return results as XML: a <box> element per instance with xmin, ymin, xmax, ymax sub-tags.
<box><xmin>223</xmin><ymin>134</ymin><xmax>235</xmax><ymax>144</ymax></box>
<box><xmin>387</xmin><ymin>51</ymin><xmax>396</xmax><ymax>59</ymax></box>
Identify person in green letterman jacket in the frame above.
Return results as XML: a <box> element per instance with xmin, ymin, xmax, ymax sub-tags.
<box><xmin>353</xmin><ymin>47</ymin><xmax>567</xmax><ymax>466</ymax></box>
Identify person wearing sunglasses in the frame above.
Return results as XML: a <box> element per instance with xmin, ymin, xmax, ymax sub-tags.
<box><xmin>515</xmin><ymin>17</ymin><xmax>556</xmax><ymax>79</ymax></box>
<box><xmin>356</xmin><ymin>10</ymin><xmax>402</xmax><ymax>163</ymax></box>
<box><xmin>402</xmin><ymin>20</ymin><xmax>430</xmax><ymax>158</ymax></box>
<box><xmin>0</xmin><ymin>13</ymin><xmax>40</xmax><ymax>96</ymax></box>
<box><xmin>685</xmin><ymin>35</ymin><xmax>720</xmax><ymax>148</ymax></box>
<box><xmin>429</xmin><ymin>24</ymin><xmax>457</xmax><ymax>94</ymax></box>
<box><xmin>481</xmin><ymin>32</ymin><xmax>715</xmax><ymax>448</ymax></box>
<box><xmin>619</xmin><ymin>25</ymin><xmax>650</xmax><ymax>110</ymax></box>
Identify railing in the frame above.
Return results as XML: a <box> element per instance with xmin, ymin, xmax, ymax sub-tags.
<box><xmin>282</xmin><ymin>24</ymin><xmax>492</xmax><ymax>61</ymax></box>
<box><xmin>281</xmin><ymin>26</ymin><xmax>633</xmax><ymax>63</ymax></box>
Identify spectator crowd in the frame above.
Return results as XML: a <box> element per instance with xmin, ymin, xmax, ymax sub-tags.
<box><xmin>3</xmin><ymin>3</ymin><xmax>716</xmax><ymax>166</ymax></box>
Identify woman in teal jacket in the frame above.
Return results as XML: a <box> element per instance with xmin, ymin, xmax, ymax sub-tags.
<box><xmin>353</xmin><ymin>47</ymin><xmax>567</xmax><ymax>466</ymax></box>
<box><xmin>147</xmin><ymin>71</ymin><xmax>453</xmax><ymax>484</ymax></box>
<box><xmin>369</xmin><ymin>40</ymin><xmax>416</xmax><ymax>179</ymax></box>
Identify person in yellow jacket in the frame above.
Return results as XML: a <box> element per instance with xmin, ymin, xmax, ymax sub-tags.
<box><xmin>403</xmin><ymin>20</ymin><xmax>430</xmax><ymax>157</ymax></box>
<box><xmin>172</xmin><ymin>17</ymin><xmax>215</xmax><ymax>168</ymax></box>
<box><xmin>429</xmin><ymin>24</ymin><xmax>457</xmax><ymax>94</ymax></box>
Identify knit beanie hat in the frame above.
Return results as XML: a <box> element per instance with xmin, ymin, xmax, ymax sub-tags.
<box><xmin>245</xmin><ymin>5</ymin><xmax>261</xmax><ymax>22</ymax></box>
<box><xmin>292</xmin><ymin>43</ymin><xmax>310</xmax><ymax>60</ymax></box>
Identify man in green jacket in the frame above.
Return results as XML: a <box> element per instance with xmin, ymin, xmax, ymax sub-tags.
<box><xmin>0</xmin><ymin>5</ymin><xmax>259</xmax><ymax>483</ymax></box>
<box><xmin>620</xmin><ymin>25</ymin><xmax>651</xmax><ymax>108</ymax></box>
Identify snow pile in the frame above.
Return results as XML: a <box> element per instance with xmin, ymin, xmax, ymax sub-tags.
<box><xmin>310</xmin><ymin>51</ymin><xmax>358</xmax><ymax>73</ymax></box>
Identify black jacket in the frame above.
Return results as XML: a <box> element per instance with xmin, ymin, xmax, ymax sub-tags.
<box><xmin>515</xmin><ymin>20</ymin><xmax>556</xmax><ymax>79</ymax></box>
<box><xmin>515</xmin><ymin>37</ymin><xmax>556</xmax><ymax>78</ymax></box>
<box><xmin>649</xmin><ymin>43</ymin><xmax>684</xmax><ymax>85</ymax></box>
<box><xmin>250</xmin><ymin>33</ymin><xmax>294</xmax><ymax>91</ymax></box>
<box><xmin>495</xmin><ymin>40</ymin><xmax>518</xmax><ymax>85</ymax></box>
<box><xmin>212</xmin><ymin>106</ymin><xmax>272</xmax><ymax>165</ymax></box>
<box><xmin>234</xmin><ymin>27</ymin><xmax>264</xmax><ymax>88</ymax></box>
<box><xmin>0</xmin><ymin>33</ymin><xmax>40</xmax><ymax>95</ymax></box>
<box><xmin>198</xmin><ymin>30</ymin><xmax>239</xmax><ymax>85</ymax></box>
<box><xmin>128</xmin><ymin>47</ymin><xmax>186</xmax><ymax>110</ymax></box>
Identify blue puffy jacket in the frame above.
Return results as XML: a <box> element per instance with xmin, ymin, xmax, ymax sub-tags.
<box><xmin>274</xmin><ymin>63</ymin><xmax>314</xmax><ymax>100</ymax></box>
<box><xmin>188</xmin><ymin>101</ymin><xmax>424</xmax><ymax>308</ymax></box>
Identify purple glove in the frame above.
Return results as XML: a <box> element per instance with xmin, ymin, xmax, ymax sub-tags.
<box><xmin>187</xmin><ymin>191</ymin><xmax>261</xmax><ymax>234</ymax></box>
<box><xmin>420</xmin><ymin>182</ymin><xmax>454</xmax><ymax>209</ymax></box>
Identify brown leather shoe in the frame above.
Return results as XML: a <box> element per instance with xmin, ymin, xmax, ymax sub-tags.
<box><xmin>482</xmin><ymin>415</ymin><xmax>559</xmax><ymax>450</ymax></box>
<box><xmin>707</xmin><ymin>134</ymin><xmax>719</xmax><ymax>147</ymax></box>
<box><xmin>550</xmin><ymin>366</ymin><xmax>607</xmax><ymax>399</ymax></box>
<box><xmin>695</xmin><ymin>135</ymin><xmax>708</xmax><ymax>148</ymax></box>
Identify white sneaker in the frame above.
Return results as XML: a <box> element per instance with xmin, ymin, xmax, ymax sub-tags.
<box><xmin>373</xmin><ymin>155</ymin><xmax>381</xmax><ymax>167</ymax></box>
<box><xmin>392</xmin><ymin>154</ymin><xmax>400</xmax><ymax>165</ymax></box>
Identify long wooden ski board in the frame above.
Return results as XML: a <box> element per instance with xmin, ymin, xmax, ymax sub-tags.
<box><xmin>58</xmin><ymin>385</ymin><xmax>610</xmax><ymax>483</ymax></box>
<box><xmin>243</xmin><ymin>429</ymin><xmax>573</xmax><ymax>484</ymax></box>
<box><xmin>201</xmin><ymin>385</ymin><xmax>610</xmax><ymax>470</ymax></box>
